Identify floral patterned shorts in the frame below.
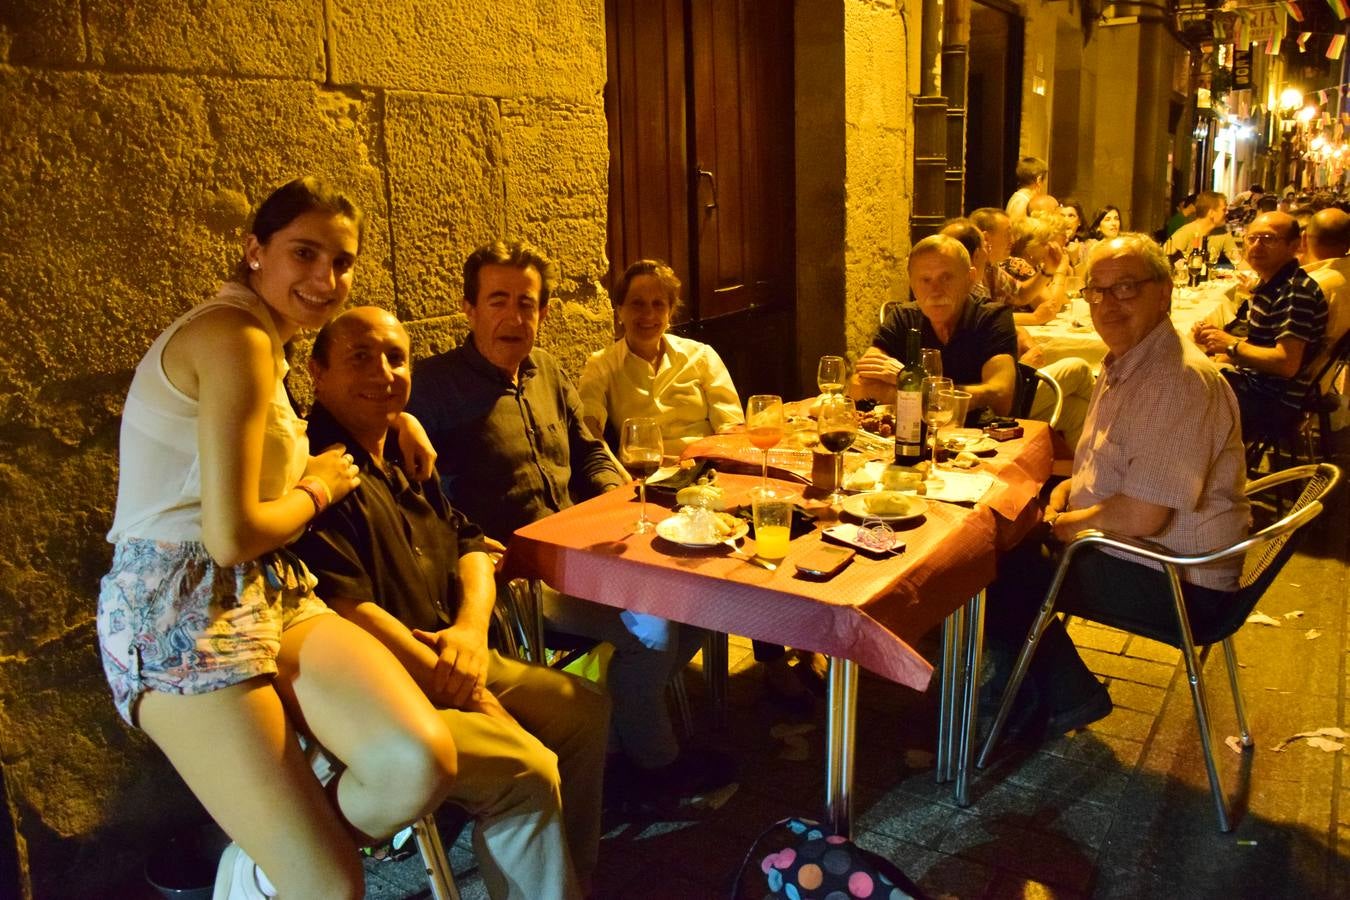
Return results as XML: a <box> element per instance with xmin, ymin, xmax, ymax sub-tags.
<box><xmin>97</xmin><ymin>539</ymin><xmax>332</xmax><ymax>727</ymax></box>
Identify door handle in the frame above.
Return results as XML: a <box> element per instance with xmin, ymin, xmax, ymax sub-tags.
<box><xmin>697</xmin><ymin>168</ymin><xmax>718</xmax><ymax>212</ymax></box>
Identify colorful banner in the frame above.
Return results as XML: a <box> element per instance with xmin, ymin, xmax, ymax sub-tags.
<box><xmin>1328</xmin><ymin>33</ymin><xmax>1347</xmax><ymax>59</ymax></box>
<box><xmin>1284</xmin><ymin>1</ymin><xmax>1306</xmax><ymax>22</ymax></box>
<box><xmin>1299</xmin><ymin>31</ymin><xmax>1312</xmax><ymax>50</ymax></box>
<box><xmin>1328</xmin><ymin>0</ymin><xmax>1350</xmax><ymax>21</ymax></box>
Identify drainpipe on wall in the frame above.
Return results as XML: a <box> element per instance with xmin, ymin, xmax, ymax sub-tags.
<box><xmin>913</xmin><ymin>0</ymin><xmax>948</xmax><ymax>242</ymax></box>
<box><xmin>942</xmin><ymin>0</ymin><xmax>971</xmax><ymax>219</ymax></box>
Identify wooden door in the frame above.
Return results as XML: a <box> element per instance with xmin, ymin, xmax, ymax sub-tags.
<box><xmin>606</xmin><ymin>0</ymin><xmax>797</xmax><ymax>398</ymax></box>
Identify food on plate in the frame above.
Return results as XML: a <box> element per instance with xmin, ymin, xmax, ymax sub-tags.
<box><xmin>666</xmin><ymin>506</ymin><xmax>742</xmax><ymax>543</ymax></box>
<box><xmin>842</xmin><ymin>467</ymin><xmax>878</xmax><ymax>491</ymax></box>
<box><xmin>880</xmin><ymin>465</ymin><xmax>923</xmax><ymax>492</ymax></box>
<box><xmin>859</xmin><ymin>407</ymin><xmax>895</xmax><ymax>437</ymax></box>
<box><xmin>675</xmin><ymin>471</ymin><xmax>725</xmax><ymax>509</ymax></box>
<box><xmin>863</xmin><ymin>492</ymin><xmax>917</xmax><ymax>516</ymax></box>
<box><xmin>947</xmin><ymin>451</ymin><xmax>981</xmax><ymax>469</ymax></box>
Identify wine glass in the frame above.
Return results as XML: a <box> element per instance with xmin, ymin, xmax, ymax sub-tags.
<box><xmin>745</xmin><ymin>395</ymin><xmax>785</xmax><ymax>490</ymax></box>
<box><xmin>920</xmin><ymin>348</ymin><xmax>943</xmax><ymax>378</ymax></box>
<box><xmin>817</xmin><ymin>393</ymin><xmax>858</xmax><ymax>507</ymax></box>
<box><xmin>921</xmin><ymin>376</ymin><xmax>955</xmax><ymax>488</ymax></box>
<box><xmin>816</xmin><ymin>355</ymin><xmax>847</xmax><ymax>395</ymax></box>
<box><xmin>620</xmin><ymin>417</ymin><xmax>664</xmax><ymax>533</ymax></box>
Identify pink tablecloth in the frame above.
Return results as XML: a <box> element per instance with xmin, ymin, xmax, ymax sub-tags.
<box><xmin>505</xmin><ymin>473</ymin><xmax>996</xmax><ymax>691</ymax></box>
<box><xmin>505</xmin><ymin>421</ymin><xmax>1052</xmax><ymax>692</ymax></box>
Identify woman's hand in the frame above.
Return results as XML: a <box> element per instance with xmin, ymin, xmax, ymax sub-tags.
<box><xmin>306</xmin><ymin>443</ymin><xmax>362</xmax><ymax>505</ymax></box>
<box><xmin>394</xmin><ymin>412</ymin><xmax>437</xmax><ymax>481</ymax></box>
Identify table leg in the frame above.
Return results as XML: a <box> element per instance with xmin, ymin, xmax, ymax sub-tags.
<box><xmin>954</xmin><ymin>590</ymin><xmax>986</xmax><ymax>807</ymax></box>
<box><xmin>825</xmin><ymin>656</ymin><xmax>859</xmax><ymax>837</ymax></box>
<box><xmin>936</xmin><ymin>605</ymin><xmax>965</xmax><ymax>784</ymax></box>
<box><xmin>703</xmin><ymin>630</ymin><xmax>728</xmax><ymax>729</ymax></box>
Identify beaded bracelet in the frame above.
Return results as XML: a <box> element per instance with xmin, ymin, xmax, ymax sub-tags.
<box><xmin>296</xmin><ymin>476</ymin><xmax>332</xmax><ymax>516</ymax></box>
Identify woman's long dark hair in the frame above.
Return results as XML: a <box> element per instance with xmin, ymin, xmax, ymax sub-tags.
<box><xmin>234</xmin><ymin>176</ymin><xmax>364</xmax><ymax>280</ymax></box>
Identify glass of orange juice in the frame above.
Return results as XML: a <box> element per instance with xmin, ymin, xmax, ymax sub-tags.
<box><xmin>751</xmin><ymin>487</ymin><xmax>794</xmax><ymax>562</ymax></box>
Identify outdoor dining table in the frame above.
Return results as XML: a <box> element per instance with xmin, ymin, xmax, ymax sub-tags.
<box><xmin>503</xmin><ymin>420</ymin><xmax>1053</xmax><ymax>835</ymax></box>
<box><xmin>1024</xmin><ymin>277</ymin><xmax>1242</xmax><ymax>368</ymax></box>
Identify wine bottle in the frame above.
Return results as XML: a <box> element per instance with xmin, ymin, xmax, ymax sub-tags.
<box><xmin>894</xmin><ymin>328</ymin><xmax>927</xmax><ymax>466</ymax></box>
<box><xmin>1187</xmin><ymin>238</ymin><xmax>1205</xmax><ymax>287</ymax></box>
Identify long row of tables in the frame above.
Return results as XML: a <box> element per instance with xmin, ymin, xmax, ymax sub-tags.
<box><xmin>503</xmin><ymin>420</ymin><xmax>1054</xmax><ymax>834</ymax></box>
<box><xmin>1024</xmin><ymin>277</ymin><xmax>1241</xmax><ymax>367</ymax></box>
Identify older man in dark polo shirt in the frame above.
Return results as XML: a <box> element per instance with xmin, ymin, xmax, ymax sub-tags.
<box><xmin>1193</xmin><ymin>211</ymin><xmax>1328</xmax><ymax>440</ymax></box>
<box><xmin>853</xmin><ymin>233</ymin><xmax>1018</xmax><ymax>422</ymax></box>
<box><xmin>293</xmin><ymin>307</ymin><xmax>609</xmax><ymax>899</ymax></box>
<box><xmin>405</xmin><ymin>240</ymin><xmax>725</xmax><ymax>802</ymax></box>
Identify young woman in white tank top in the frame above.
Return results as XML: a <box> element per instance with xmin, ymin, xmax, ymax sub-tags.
<box><xmin>97</xmin><ymin>178</ymin><xmax>456</xmax><ymax>899</ymax></box>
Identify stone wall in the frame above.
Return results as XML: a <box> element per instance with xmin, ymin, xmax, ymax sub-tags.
<box><xmin>795</xmin><ymin>0</ymin><xmax>912</xmax><ymax>387</ymax></box>
<box><xmin>0</xmin><ymin>1</ymin><xmax>611</xmax><ymax>895</ymax></box>
<box><xmin>841</xmin><ymin>0</ymin><xmax>910</xmax><ymax>361</ymax></box>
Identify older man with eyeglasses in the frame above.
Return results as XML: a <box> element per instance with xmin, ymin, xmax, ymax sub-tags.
<box><xmin>1193</xmin><ymin>211</ymin><xmax>1327</xmax><ymax>440</ymax></box>
<box><xmin>982</xmin><ymin>233</ymin><xmax>1250</xmax><ymax>744</ymax></box>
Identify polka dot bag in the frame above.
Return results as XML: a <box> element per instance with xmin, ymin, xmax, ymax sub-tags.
<box><xmin>731</xmin><ymin>816</ymin><xmax>926</xmax><ymax>900</ymax></box>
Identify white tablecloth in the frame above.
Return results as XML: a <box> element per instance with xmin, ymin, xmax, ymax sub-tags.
<box><xmin>1023</xmin><ymin>279</ymin><xmax>1241</xmax><ymax>368</ymax></box>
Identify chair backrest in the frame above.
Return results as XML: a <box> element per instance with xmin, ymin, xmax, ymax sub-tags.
<box><xmin>1204</xmin><ymin>463</ymin><xmax>1342</xmax><ymax>642</ymax></box>
<box><xmin>1308</xmin><ymin>326</ymin><xmax>1350</xmax><ymax>395</ymax></box>
<box><xmin>879</xmin><ymin>298</ymin><xmax>903</xmax><ymax>326</ymax></box>
<box><xmin>1237</xmin><ymin>462</ymin><xmax>1342</xmax><ymax>595</ymax></box>
<box><xmin>1013</xmin><ymin>363</ymin><xmax>1062</xmax><ymax>428</ymax></box>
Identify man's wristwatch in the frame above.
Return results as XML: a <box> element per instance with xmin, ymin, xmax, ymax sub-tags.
<box><xmin>1227</xmin><ymin>339</ymin><xmax>1241</xmax><ymax>359</ymax></box>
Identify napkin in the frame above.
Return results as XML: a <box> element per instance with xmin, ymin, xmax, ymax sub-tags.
<box><xmin>921</xmin><ymin>470</ymin><xmax>995</xmax><ymax>504</ymax></box>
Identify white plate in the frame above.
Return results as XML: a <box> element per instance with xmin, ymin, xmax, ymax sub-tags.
<box><xmin>942</xmin><ymin>435</ymin><xmax>998</xmax><ymax>455</ymax></box>
<box><xmin>654</xmin><ymin>514</ymin><xmax>750</xmax><ymax>548</ymax></box>
<box><xmin>840</xmin><ymin>491</ymin><xmax>926</xmax><ymax>524</ymax></box>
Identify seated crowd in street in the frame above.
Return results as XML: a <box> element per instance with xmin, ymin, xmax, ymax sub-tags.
<box><xmin>97</xmin><ymin>168</ymin><xmax>1341</xmax><ymax>899</ymax></box>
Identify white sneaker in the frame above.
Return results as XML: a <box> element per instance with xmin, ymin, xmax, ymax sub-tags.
<box><xmin>212</xmin><ymin>842</ymin><xmax>274</xmax><ymax>900</ymax></box>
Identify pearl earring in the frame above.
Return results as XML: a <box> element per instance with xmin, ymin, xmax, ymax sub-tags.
<box><xmin>249</xmin><ymin>261</ymin><xmax>260</xmax><ymax>270</ymax></box>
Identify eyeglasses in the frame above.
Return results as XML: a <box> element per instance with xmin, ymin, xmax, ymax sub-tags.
<box><xmin>1082</xmin><ymin>277</ymin><xmax>1160</xmax><ymax>304</ymax></box>
<box><xmin>1244</xmin><ymin>232</ymin><xmax>1291</xmax><ymax>246</ymax></box>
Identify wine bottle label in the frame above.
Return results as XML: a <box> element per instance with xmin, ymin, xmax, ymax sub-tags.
<box><xmin>894</xmin><ymin>390</ymin><xmax>923</xmax><ymax>443</ymax></box>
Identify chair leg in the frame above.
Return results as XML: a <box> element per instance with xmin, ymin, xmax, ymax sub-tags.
<box><xmin>1165</xmin><ymin>567</ymin><xmax>1233</xmax><ymax>832</ymax></box>
<box><xmin>936</xmin><ymin>607</ymin><xmax>962</xmax><ymax>783</ymax></box>
<box><xmin>668</xmin><ymin>671</ymin><xmax>694</xmax><ymax>737</ymax></box>
<box><xmin>976</xmin><ymin>591</ymin><xmax>1058</xmax><ymax>769</ymax></box>
<box><xmin>1222</xmin><ymin>638</ymin><xmax>1253</xmax><ymax>747</ymax></box>
<box><xmin>955</xmin><ymin>591</ymin><xmax>985</xmax><ymax>807</ymax></box>
<box><xmin>412</xmin><ymin>813</ymin><xmax>461</xmax><ymax>900</ymax></box>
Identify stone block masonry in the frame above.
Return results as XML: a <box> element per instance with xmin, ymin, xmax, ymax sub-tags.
<box><xmin>0</xmin><ymin>2</ymin><xmax>609</xmax><ymax>896</ymax></box>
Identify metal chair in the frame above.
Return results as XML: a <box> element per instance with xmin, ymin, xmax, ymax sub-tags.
<box><xmin>977</xmin><ymin>462</ymin><xmax>1341</xmax><ymax>832</ymax></box>
<box><xmin>878</xmin><ymin>299</ymin><xmax>904</xmax><ymax>325</ymax></box>
<box><xmin>1245</xmin><ymin>329</ymin><xmax>1350</xmax><ymax>472</ymax></box>
<box><xmin>302</xmin><ymin>739</ymin><xmax>461</xmax><ymax>900</ymax></box>
<box><xmin>1013</xmin><ymin>361</ymin><xmax>1063</xmax><ymax>430</ymax></box>
<box><xmin>498</xmin><ymin>577</ymin><xmax>716</xmax><ymax>733</ymax></box>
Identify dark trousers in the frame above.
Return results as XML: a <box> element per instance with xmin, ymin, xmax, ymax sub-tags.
<box><xmin>985</xmin><ymin>540</ymin><xmax>1237</xmax><ymax>714</ymax></box>
<box><xmin>1221</xmin><ymin>368</ymin><xmax>1302</xmax><ymax>442</ymax></box>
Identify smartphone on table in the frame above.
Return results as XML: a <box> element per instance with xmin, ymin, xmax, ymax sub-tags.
<box><xmin>794</xmin><ymin>544</ymin><xmax>855</xmax><ymax>579</ymax></box>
